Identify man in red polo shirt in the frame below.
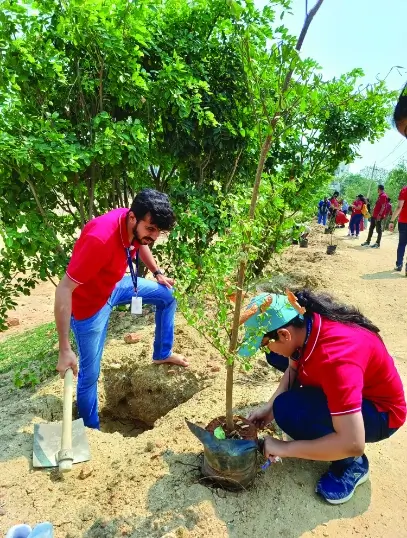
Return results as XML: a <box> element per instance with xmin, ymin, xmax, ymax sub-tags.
<box><xmin>389</xmin><ymin>185</ymin><xmax>407</xmax><ymax>274</ymax></box>
<box><xmin>54</xmin><ymin>189</ymin><xmax>188</xmax><ymax>429</ymax></box>
<box><xmin>361</xmin><ymin>184</ymin><xmax>388</xmax><ymax>248</ymax></box>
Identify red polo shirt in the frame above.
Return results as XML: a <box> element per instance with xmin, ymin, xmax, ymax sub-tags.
<box><xmin>398</xmin><ymin>186</ymin><xmax>407</xmax><ymax>224</ymax></box>
<box><xmin>372</xmin><ymin>191</ymin><xmax>388</xmax><ymax>219</ymax></box>
<box><xmin>351</xmin><ymin>200</ymin><xmax>363</xmax><ymax>215</ymax></box>
<box><xmin>297</xmin><ymin>314</ymin><xmax>406</xmax><ymax>429</ymax></box>
<box><xmin>66</xmin><ymin>208</ymin><xmax>140</xmax><ymax>320</ymax></box>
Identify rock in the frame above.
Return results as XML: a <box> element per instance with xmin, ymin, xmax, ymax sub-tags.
<box><xmin>210</xmin><ymin>365</ymin><xmax>221</xmax><ymax>373</ymax></box>
<box><xmin>0</xmin><ymin>506</ymin><xmax>5</xmax><ymax>516</ymax></box>
<box><xmin>123</xmin><ymin>333</ymin><xmax>142</xmax><ymax>344</ymax></box>
<box><xmin>6</xmin><ymin>317</ymin><xmax>20</xmax><ymax>327</ymax></box>
<box><xmin>167</xmin><ymin>369</ymin><xmax>177</xmax><ymax>375</ymax></box>
<box><xmin>78</xmin><ymin>464</ymin><xmax>93</xmax><ymax>480</ymax></box>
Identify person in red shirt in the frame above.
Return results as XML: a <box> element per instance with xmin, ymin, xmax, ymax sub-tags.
<box><xmin>361</xmin><ymin>185</ymin><xmax>388</xmax><ymax>248</ymax></box>
<box><xmin>389</xmin><ymin>186</ymin><xmax>407</xmax><ymax>273</ymax></box>
<box><xmin>391</xmin><ymin>86</ymin><xmax>407</xmax><ymax>272</ymax></box>
<box><xmin>54</xmin><ymin>189</ymin><xmax>189</xmax><ymax>429</ymax></box>
<box><xmin>383</xmin><ymin>197</ymin><xmax>393</xmax><ymax>230</ymax></box>
<box><xmin>348</xmin><ymin>195</ymin><xmax>364</xmax><ymax>238</ymax></box>
<box><xmin>239</xmin><ymin>290</ymin><xmax>406</xmax><ymax>505</ymax></box>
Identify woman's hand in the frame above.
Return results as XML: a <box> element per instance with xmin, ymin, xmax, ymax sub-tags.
<box><xmin>247</xmin><ymin>403</ymin><xmax>274</xmax><ymax>428</ymax></box>
<box><xmin>263</xmin><ymin>435</ymin><xmax>287</xmax><ymax>462</ymax></box>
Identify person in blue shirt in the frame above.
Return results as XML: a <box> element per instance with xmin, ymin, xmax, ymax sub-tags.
<box><xmin>342</xmin><ymin>200</ymin><xmax>349</xmax><ymax>213</ymax></box>
<box><xmin>318</xmin><ymin>197</ymin><xmax>330</xmax><ymax>226</ymax></box>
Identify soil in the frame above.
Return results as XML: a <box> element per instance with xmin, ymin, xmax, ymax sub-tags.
<box><xmin>206</xmin><ymin>416</ymin><xmax>257</xmax><ymax>441</ymax></box>
<box><xmin>1</xmin><ymin>224</ymin><xmax>407</xmax><ymax>538</ymax></box>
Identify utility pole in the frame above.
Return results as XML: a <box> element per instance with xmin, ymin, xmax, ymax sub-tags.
<box><xmin>366</xmin><ymin>162</ymin><xmax>377</xmax><ymax>199</ymax></box>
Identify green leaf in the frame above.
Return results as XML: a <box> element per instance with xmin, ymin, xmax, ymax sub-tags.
<box><xmin>214</xmin><ymin>426</ymin><xmax>226</xmax><ymax>440</ymax></box>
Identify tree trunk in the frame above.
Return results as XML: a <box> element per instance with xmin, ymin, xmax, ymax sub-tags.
<box><xmin>88</xmin><ymin>164</ymin><xmax>96</xmax><ymax>220</ymax></box>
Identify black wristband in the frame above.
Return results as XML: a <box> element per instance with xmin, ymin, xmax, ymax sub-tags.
<box><xmin>153</xmin><ymin>269</ymin><xmax>163</xmax><ymax>278</ymax></box>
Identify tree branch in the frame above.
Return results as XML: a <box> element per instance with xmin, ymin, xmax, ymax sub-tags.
<box><xmin>25</xmin><ymin>177</ymin><xmax>65</xmax><ymax>257</ymax></box>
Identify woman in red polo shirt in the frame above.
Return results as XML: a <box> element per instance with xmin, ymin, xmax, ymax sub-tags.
<box><xmin>348</xmin><ymin>195</ymin><xmax>364</xmax><ymax>238</ymax></box>
<box><xmin>390</xmin><ymin>84</ymin><xmax>407</xmax><ymax>273</ymax></box>
<box><xmin>242</xmin><ymin>290</ymin><xmax>406</xmax><ymax>504</ymax></box>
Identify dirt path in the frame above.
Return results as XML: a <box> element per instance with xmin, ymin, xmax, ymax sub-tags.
<box><xmin>1</xmin><ymin>225</ymin><xmax>407</xmax><ymax>538</ymax></box>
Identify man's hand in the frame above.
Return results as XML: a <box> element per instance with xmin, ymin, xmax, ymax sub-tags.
<box><xmin>156</xmin><ymin>273</ymin><xmax>175</xmax><ymax>289</ymax></box>
<box><xmin>247</xmin><ymin>403</ymin><xmax>274</xmax><ymax>429</ymax></box>
<box><xmin>389</xmin><ymin>222</ymin><xmax>395</xmax><ymax>232</ymax></box>
<box><xmin>56</xmin><ymin>348</ymin><xmax>78</xmax><ymax>377</ymax></box>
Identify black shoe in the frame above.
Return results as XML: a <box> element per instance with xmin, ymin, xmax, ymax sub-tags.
<box><xmin>370</xmin><ymin>244</ymin><xmax>380</xmax><ymax>249</ymax></box>
<box><xmin>394</xmin><ymin>265</ymin><xmax>402</xmax><ymax>271</ymax></box>
<box><xmin>361</xmin><ymin>242</ymin><xmax>370</xmax><ymax>247</ymax></box>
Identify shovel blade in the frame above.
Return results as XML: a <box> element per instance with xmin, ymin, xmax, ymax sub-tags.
<box><xmin>33</xmin><ymin>418</ymin><xmax>90</xmax><ymax>468</ymax></box>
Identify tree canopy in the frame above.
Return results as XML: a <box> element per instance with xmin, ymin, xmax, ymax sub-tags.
<box><xmin>0</xmin><ymin>0</ymin><xmax>397</xmax><ymax>327</ymax></box>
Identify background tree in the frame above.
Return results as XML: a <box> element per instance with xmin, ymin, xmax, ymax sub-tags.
<box><xmin>385</xmin><ymin>162</ymin><xmax>407</xmax><ymax>205</ymax></box>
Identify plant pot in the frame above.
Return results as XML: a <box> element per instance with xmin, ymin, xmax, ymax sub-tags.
<box><xmin>324</xmin><ymin>228</ymin><xmax>331</xmax><ymax>234</ymax></box>
<box><xmin>186</xmin><ymin>416</ymin><xmax>259</xmax><ymax>490</ymax></box>
<box><xmin>299</xmin><ymin>238</ymin><xmax>308</xmax><ymax>248</ymax></box>
<box><xmin>326</xmin><ymin>245</ymin><xmax>337</xmax><ymax>255</ymax></box>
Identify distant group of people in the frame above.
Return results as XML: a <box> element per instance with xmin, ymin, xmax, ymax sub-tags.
<box><xmin>318</xmin><ymin>189</ymin><xmax>394</xmax><ymax>242</ymax></box>
<box><xmin>317</xmin><ymin>180</ymin><xmax>407</xmax><ymax>273</ymax></box>
<box><xmin>317</xmin><ymin>192</ymin><xmax>347</xmax><ymax>230</ymax></box>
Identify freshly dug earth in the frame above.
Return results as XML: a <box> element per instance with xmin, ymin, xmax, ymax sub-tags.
<box><xmin>1</xmin><ymin>225</ymin><xmax>407</xmax><ymax>538</ymax></box>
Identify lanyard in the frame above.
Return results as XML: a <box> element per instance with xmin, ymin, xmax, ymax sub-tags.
<box><xmin>304</xmin><ymin>316</ymin><xmax>313</xmax><ymax>346</ymax></box>
<box><xmin>126</xmin><ymin>247</ymin><xmax>139</xmax><ymax>294</ymax></box>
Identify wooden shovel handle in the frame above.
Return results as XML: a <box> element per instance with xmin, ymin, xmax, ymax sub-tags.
<box><xmin>58</xmin><ymin>368</ymin><xmax>74</xmax><ymax>472</ymax></box>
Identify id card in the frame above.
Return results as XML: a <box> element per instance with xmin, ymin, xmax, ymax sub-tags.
<box><xmin>131</xmin><ymin>296</ymin><xmax>143</xmax><ymax>315</ymax></box>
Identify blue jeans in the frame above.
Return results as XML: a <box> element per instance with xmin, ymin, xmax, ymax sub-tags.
<box><xmin>318</xmin><ymin>212</ymin><xmax>327</xmax><ymax>225</ymax></box>
<box><xmin>349</xmin><ymin>214</ymin><xmax>363</xmax><ymax>236</ymax></box>
<box><xmin>266</xmin><ymin>353</ymin><xmax>397</xmax><ymax>470</ymax></box>
<box><xmin>396</xmin><ymin>222</ymin><xmax>407</xmax><ymax>267</ymax></box>
<box><xmin>71</xmin><ymin>276</ymin><xmax>177</xmax><ymax>428</ymax></box>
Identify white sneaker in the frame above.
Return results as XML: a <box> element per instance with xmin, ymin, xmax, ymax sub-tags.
<box><xmin>6</xmin><ymin>525</ymin><xmax>32</xmax><ymax>538</ymax></box>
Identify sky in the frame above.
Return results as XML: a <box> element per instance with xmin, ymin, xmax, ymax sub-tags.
<box><xmin>254</xmin><ymin>0</ymin><xmax>407</xmax><ymax>173</ymax></box>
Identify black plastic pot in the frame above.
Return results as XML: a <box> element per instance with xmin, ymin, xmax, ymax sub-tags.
<box><xmin>186</xmin><ymin>419</ymin><xmax>259</xmax><ymax>490</ymax></box>
<box><xmin>326</xmin><ymin>245</ymin><xmax>337</xmax><ymax>255</ymax></box>
<box><xmin>299</xmin><ymin>238</ymin><xmax>308</xmax><ymax>248</ymax></box>
<box><xmin>324</xmin><ymin>228</ymin><xmax>331</xmax><ymax>234</ymax></box>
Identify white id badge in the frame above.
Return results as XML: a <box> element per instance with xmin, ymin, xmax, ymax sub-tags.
<box><xmin>131</xmin><ymin>296</ymin><xmax>143</xmax><ymax>315</ymax></box>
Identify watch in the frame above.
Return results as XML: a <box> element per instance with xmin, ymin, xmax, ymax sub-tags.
<box><xmin>153</xmin><ymin>269</ymin><xmax>163</xmax><ymax>279</ymax></box>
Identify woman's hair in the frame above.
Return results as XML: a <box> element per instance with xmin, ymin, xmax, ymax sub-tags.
<box><xmin>393</xmin><ymin>83</ymin><xmax>407</xmax><ymax>126</ymax></box>
<box><xmin>264</xmin><ymin>289</ymin><xmax>380</xmax><ymax>341</ymax></box>
<box><xmin>357</xmin><ymin>194</ymin><xmax>366</xmax><ymax>203</ymax></box>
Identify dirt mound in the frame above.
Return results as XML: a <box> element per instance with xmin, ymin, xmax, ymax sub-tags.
<box><xmin>100</xmin><ymin>318</ymin><xmax>218</xmax><ymax>426</ymax></box>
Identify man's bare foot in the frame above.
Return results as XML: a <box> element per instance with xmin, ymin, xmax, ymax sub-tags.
<box><xmin>152</xmin><ymin>353</ymin><xmax>189</xmax><ymax>367</ymax></box>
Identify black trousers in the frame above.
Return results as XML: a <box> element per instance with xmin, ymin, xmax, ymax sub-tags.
<box><xmin>366</xmin><ymin>217</ymin><xmax>382</xmax><ymax>246</ymax></box>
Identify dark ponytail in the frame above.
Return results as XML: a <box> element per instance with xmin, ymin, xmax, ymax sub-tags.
<box><xmin>393</xmin><ymin>82</ymin><xmax>407</xmax><ymax>126</ymax></box>
<box><xmin>296</xmin><ymin>289</ymin><xmax>380</xmax><ymax>334</ymax></box>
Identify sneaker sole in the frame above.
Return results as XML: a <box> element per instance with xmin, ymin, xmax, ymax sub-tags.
<box><xmin>322</xmin><ymin>471</ymin><xmax>369</xmax><ymax>505</ymax></box>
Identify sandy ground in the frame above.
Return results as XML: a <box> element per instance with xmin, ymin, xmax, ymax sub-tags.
<box><xmin>1</xmin><ymin>224</ymin><xmax>407</xmax><ymax>538</ymax></box>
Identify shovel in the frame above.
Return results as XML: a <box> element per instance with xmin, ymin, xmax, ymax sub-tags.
<box><xmin>33</xmin><ymin>369</ymin><xmax>90</xmax><ymax>472</ymax></box>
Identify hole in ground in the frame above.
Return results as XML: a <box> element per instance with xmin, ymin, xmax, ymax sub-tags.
<box><xmin>100</xmin><ymin>397</ymin><xmax>152</xmax><ymax>437</ymax></box>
